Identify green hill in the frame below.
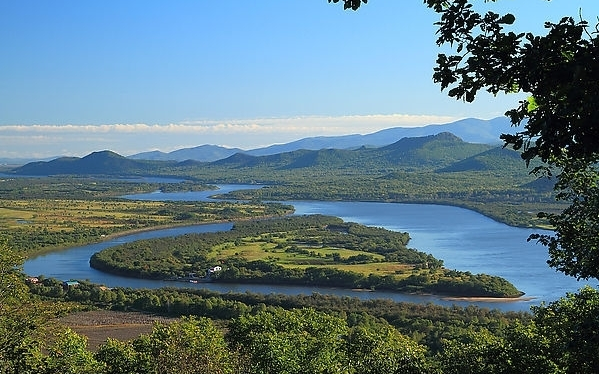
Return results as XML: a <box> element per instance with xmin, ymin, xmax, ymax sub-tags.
<box><xmin>438</xmin><ymin>147</ymin><xmax>524</xmax><ymax>172</ymax></box>
<box><xmin>212</xmin><ymin>132</ymin><xmax>493</xmax><ymax>171</ymax></box>
<box><xmin>12</xmin><ymin>150</ymin><xmax>175</xmax><ymax>176</ymax></box>
<box><xmin>371</xmin><ymin>132</ymin><xmax>492</xmax><ymax>168</ymax></box>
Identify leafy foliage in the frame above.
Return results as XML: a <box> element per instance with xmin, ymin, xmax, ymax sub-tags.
<box><xmin>531</xmin><ymin>162</ymin><xmax>599</xmax><ymax>279</ymax></box>
<box><xmin>0</xmin><ymin>239</ymin><xmax>64</xmax><ymax>374</ymax></box>
<box><xmin>125</xmin><ymin>317</ymin><xmax>235</xmax><ymax>374</ymax></box>
<box><xmin>531</xmin><ymin>286</ymin><xmax>599</xmax><ymax>373</ymax></box>
<box><xmin>44</xmin><ymin>329</ymin><xmax>102</xmax><ymax>374</ymax></box>
<box><xmin>228</xmin><ymin>308</ymin><xmax>348</xmax><ymax>373</ymax></box>
<box><xmin>328</xmin><ymin>0</ymin><xmax>366</xmax><ymax>11</ymax></box>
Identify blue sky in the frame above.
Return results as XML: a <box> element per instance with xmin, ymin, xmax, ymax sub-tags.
<box><xmin>1</xmin><ymin>1</ymin><xmax>597</xmax><ymax>158</ymax></box>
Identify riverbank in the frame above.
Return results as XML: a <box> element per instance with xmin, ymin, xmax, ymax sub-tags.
<box><xmin>442</xmin><ymin>296</ymin><xmax>537</xmax><ymax>303</ymax></box>
<box><xmin>23</xmin><ymin>206</ymin><xmax>295</xmax><ymax>260</ymax></box>
<box><xmin>23</xmin><ymin>221</ymin><xmax>224</xmax><ymax>259</ymax></box>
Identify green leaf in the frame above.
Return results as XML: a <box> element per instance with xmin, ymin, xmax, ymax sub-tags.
<box><xmin>499</xmin><ymin>13</ymin><xmax>516</xmax><ymax>25</ymax></box>
<box><xmin>526</xmin><ymin>96</ymin><xmax>538</xmax><ymax>112</ymax></box>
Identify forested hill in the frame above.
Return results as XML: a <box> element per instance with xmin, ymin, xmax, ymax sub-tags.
<box><xmin>438</xmin><ymin>147</ymin><xmax>525</xmax><ymax>172</ymax></box>
<box><xmin>11</xmin><ymin>133</ymin><xmax>501</xmax><ymax>176</ymax></box>
<box><xmin>11</xmin><ymin>150</ymin><xmax>178</xmax><ymax>176</ymax></box>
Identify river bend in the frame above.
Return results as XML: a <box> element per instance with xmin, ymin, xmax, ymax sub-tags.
<box><xmin>24</xmin><ymin>185</ymin><xmax>588</xmax><ymax>312</ymax></box>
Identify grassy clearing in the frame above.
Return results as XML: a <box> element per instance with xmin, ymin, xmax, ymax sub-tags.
<box><xmin>209</xmin><ymin>238</ymin><xmax>413</xmax><ymax>277</ymax></box>
<box><xmin>0</xmin><ymin>199</ymin><xmax>172</xmax><ymax>232</ymax></box>
<box><xmin>1</xmin><ymin>198</ymin><xmax>293</xmax><ymax>255</ymax></box>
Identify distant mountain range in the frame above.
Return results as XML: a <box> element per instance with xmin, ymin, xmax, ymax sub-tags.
<box><xmin>128</xmin><ymin>117</ymin><xmax>514</xmax><ymax>162</ymax></box>
<box><xmin>130</xmin><ymin>145</ymin><xmax>246</xmax><ymax>162</ymax></box>
<box><xmin>10</xmin><ymin>131</ymin><xmax>524</xmax><ymax>177</ymax></box>
<box><xmin>0</xmin><ymin>117</ymin><xmax>515</xmax><ymax>166</ymax></box>
<box><xmin>208</xmin><ymin>132</ymin><xmax>493</xmax><ymax>170</ymax></box>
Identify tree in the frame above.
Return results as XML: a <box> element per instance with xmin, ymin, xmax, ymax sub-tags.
<box><xmin>345</xmin><ymin>323</ymin><xmax>432</xmax><ymax>374</ymax></box>
<box><xmin>227</xmin><ymin>308</ymin><xmax>348</xmax><ymax>373</ymax></box>
<box><xmin>424</xmin><ymin>0</ymin><xmax>599</xmax><ymax>280</ymax></box>
<box><xmin>95</xmin><ymin>338</ymin><xmax>143</xmax><ymax>374</ymax></box>
<box><xmin>0</xmin><ymin>237</ymin><xmax>28</xmax><ymax>307</ymax></box>
<box><xmin>532</xmin><ymin>161</ymin><xmax>599</xmax><ymax>279</ymax></box>
<box><xmin>328</xmin><ymin>0</ymin><xmax>365</xmax><ymax>11</ymax></box>
<box><xmin>330</xmin><ymin>0</ymin><xmax>599</xmax><ymax>281</ymax></box>
<box><xmin>44</xmin><ymin>329</ymin><xmax>103</xmax><ymax>374</ymax></box>
<box><xmin>436</xmin><ymin>324</ymin><xmax>563</xmax><ymax>374</ymax></box>
<box><xmin>530</xmin><ymin>286</ymin><xmax>599</xmax><ymax>374</ymax></box>
<box><xmin>128</xmin><ymin>316</ymin><xmax>235</xmax><ymax>374</ymax></box>
<box><xmin>436</xmin><ymin>329</ymin><xmax>511</xmax><ymax>374</ymax></box>
<box><xmin>0</xmin><ymin>238</ymin><xmax>47</xmax><ymax>374</ymax></box>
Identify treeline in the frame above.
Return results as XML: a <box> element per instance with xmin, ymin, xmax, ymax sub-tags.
<box><xmin>0</xmin><ymin>176</ymin><xmax>162</xmax><ymax>199</ymax></box>
<box><xmin>214</xmin><ymin>258</ymin><xmax>521</xmax><ymax>298</ymax></box>
<box><xmin>22</xmin><ymin>277</ymin><xmax>599</xmax><ymax>373</ymax></box>
<box><xmin>28</xmin><ymin>277</ymin><xmax>527</xmax><ymax>353</ymax></box>
<box><xmin>9</xmin><ymin>225</ymin><xmax>111</xmax><ymax>253</ymax></box>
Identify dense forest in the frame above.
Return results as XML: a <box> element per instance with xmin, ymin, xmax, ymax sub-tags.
<box><xmin>2</xmin><ymin>256</ymin><xmax>596</xmax><ymax>373</ymax></box>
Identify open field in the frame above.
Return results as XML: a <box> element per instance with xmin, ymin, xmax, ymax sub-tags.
<box><xmin>212</xmin><ymin>240</ymin><xmax>411</xmax><ymax>277</ymax></box>
<box><xmin>59</xmin><ymin>310</ymin><xmax>175</xmax><ymax>351</ymax></box>
<box><xmin>0</xmin><ymin>199</ymin><xmax>172</xmax><ymax>231</ymax></box>
<box><xmin>0</xmin><ymin>199</ymin><xmax>287</xmax><ymax>233</ymax></box>
<box><xmin>0</xmin><ymin>196</ymin><xmax>292</xmax><ymax>255</ymax></box>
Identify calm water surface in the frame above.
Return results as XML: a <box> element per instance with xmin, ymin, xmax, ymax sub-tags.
<box><xmin>24</xmin><ymin>185</ymin><xmax>591</xmax><ymax>312</ymax></box>
<box><xmin>289</xmin><ymin>201</ymin><xmax>588</xmax><ymax>304</ymax></box>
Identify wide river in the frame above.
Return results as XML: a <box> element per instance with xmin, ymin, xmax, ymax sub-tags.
<box><xmin>24</xmin><ymin>184</ymin><xmax>589</xmax><ymax>312</ymax></box>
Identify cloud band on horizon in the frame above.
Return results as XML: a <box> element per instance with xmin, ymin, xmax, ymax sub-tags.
<box><xmin>0</xmin><ymin>114</ymin><xmax>462</xmax><ymax>159</ymax></box>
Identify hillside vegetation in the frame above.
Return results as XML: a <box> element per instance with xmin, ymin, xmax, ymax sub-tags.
<box><xmin>8</xmin><ymin>133</ymin><xmax>563</xmax><ymax>228</ymax></box>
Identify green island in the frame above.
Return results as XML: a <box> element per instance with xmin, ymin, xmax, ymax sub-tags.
<box><xmin>90</xmin><ymin>214</ymin><xmax>522</xmax><ymax>298</ymax></box>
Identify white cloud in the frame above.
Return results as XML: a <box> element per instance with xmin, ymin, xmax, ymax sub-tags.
<box><xmin>1</xmin><ymin>113</ymin><xmax>458</xmax><ymax>134</ymax></box>
<box><xmin>0</xmin><ymin>114</ymin><xmax>462</xmax><ymax>159</ymax></box>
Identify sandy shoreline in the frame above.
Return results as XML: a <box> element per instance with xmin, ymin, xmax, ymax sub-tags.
<box><xmin>442</xmin><ymin>296</ymin><xmax>536</xmax><ymax>303</ymax></box>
